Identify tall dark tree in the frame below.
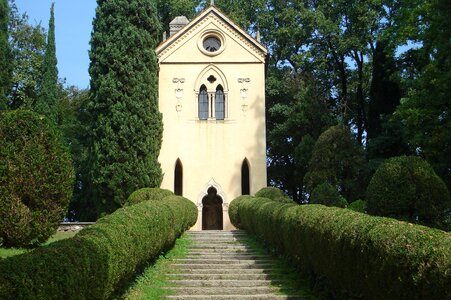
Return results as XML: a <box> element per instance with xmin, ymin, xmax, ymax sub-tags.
<box><xmin>34</xmin><ymin>3</ymin><xmax>58</xmax><ymax>122</ymax></box>
<box><xmin>368</xmin><ymin>41</ymin><xmax>401</xmax><ymax>140</ymax></box>
<box><xmin>367</xmin><ymin>40</ymin><xmax>408</xmax><ymax>165</ymax></box>
<box><xmin>0</xmin><ymin>0</ymin><xmax>11</xmax><ymax>110</ymax></box>
<box><xmin>86</xmin><ymin>0</ymin><xmax>163</xmax><ymax>218</ymax></box>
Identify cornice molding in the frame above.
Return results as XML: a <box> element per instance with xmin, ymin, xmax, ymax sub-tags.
<box><xmin>156</xmin><ymin>7</ymin><xmax>267</xmax><ymax>62</ymax></box>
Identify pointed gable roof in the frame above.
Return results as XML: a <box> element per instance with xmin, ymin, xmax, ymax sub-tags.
<box><xmin>156</xmin><ymin>5</ymin><xmax>267</xmax><ymax>62</ymax></box>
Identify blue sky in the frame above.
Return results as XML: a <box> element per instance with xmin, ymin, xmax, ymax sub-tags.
<box><xmin>15</xmin><ymin>0</ymin><xmax>97</xmax><ymax>89</ymax></box>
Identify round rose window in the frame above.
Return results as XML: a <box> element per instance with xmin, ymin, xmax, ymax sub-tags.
<box><xmin>203</xmin><ymin>36</ymin><xmax>221</xmax><ymax>52</ymax></box>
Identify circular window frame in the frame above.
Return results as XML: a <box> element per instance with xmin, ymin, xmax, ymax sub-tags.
<box><xmin>198</xmin><ymin>30</ymin><xmax>226</xmax><ymax>57</ymax></box>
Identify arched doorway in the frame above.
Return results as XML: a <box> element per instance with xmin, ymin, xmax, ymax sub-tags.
<box><xmin>202</xmin><ymin>186</ymin><xmax>223</xmax><ymax>230</ymax></box>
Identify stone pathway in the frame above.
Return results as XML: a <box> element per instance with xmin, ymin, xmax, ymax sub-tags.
<box><xmin>164</xmin><ymin>230</ymin><xmax>304</xmax><ymax>299</ymax></box>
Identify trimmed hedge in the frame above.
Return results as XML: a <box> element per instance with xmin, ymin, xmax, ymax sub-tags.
<box><xmin>0</xmin><ymin>195</ymin><xmax>197</xmax><ymax>299</ymax></box>
<box><xmin>347</xmin><ymin>199</ymin><xmax>366</xmax><ymax>213</ymax></box>
<box><xmin>366</xmin><ymin>156</ymin><xmax>450</xmax><ymax>225</ymax></box>
<box><xmin>229</xmin><ymin>196</ymin><xmax>451</xmax><ymax>300</ymax></box>
<box><xmin>0</xmin><ymin>110</ymin><xmax>75</xmax><ymax>248</ymax></box>
<box><xmin>125</xmin><ymin>187</ymin><xmax>174</xmax><ymax>206</ymax></box>
<box><xmin>254</xmin><ymin>187</ymin><xmax>294</xmax><ymax>203</ymax></box>
<box><xmin>228</xmin><ymin>195</ymin><xmax>253</xmax><ymax>228</ymax></box>
<box><xmin>310</xmin><ymin>182</ymin><xmax>347</xmax><ymax>208</ymax></box>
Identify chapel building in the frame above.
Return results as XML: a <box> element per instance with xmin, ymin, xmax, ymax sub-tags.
<box><xmin>156</xmin><ymin>5</ymin><xmax>267</xmax><ymax>230</ymax></box>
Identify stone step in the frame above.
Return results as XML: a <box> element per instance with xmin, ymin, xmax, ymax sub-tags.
<box><xmin>188</xmin><ymin>231</ymin><xmax>245</xmax><ymax>233</ymax></box>
<box><xmin>187</xmin><ymin>236</ymin><xmax>248</xmax><ymax>238</ymax></box>
<box><xmin>166</xmin><ymin>295</ymin><xmax>300</xmax><ymax>300</ymax></box>
<box><xmin>184</xmin><ymin>254</ymin><xmax>271</xmax><ymax>260</ymax></box>
<box><xmin>187</xmin><ymin>232</ymin><xmax>247</xmax><ymax>236</ymax></box>
<box><xmin>168</xmin><ymin>268</ymin><xmax>275</xmax><ymax>275</ymax></box>
<box><xmin>185</xmin><ymin>254</ymin><xmax>262</xmax><ymax>258</ymax></box>
<box><xmin>187</xmin><ymin>236</ymin><xmax>248</xmax><ymax>239</ymax></box>
<box><xmin>188</xmin><ymin>239</ymin><xmax>247</xmax><ymax>243</ymax></box>
<box><xmin>168</xmin><ymin>279</ymin><xmax>289</xmax><ymax>287</ymax></box>
<box><xmin>188</xmin><ymin>234</ymin><xmax>247</xmax><ymax>237</ymax></box>
<box><xmin>167</xmin><ymin>273</ymin><xmax>278</xmax><ymax>280</ymax></box>
<box><xmin>189</xmin><ymin>245</ymin><xmax>253</xmax><ymax>250</ymax></box>
<box><xmin>186</xmin><ymin>250</ymin><xmax>254</xmax><ymax>254</ymax></box>
<box><xmin>190</xmin><ymin>241</ymin><xmax>249</xmax><ymax>244</ymax></box>
<box><xmin>188</xmin><ymin>248</ymin><xmax>259</xmax><ymax>254</ymax></box>
<box><xmin>190</xmin><ymin>238</ymin><xmax>245</xmax><ymax>240</ymax></box>
<box><xmin>186</xmin><ymin>236</ymin><xmax>248</xmax><ymax>240</ymax></box>
<box><xmin>172</xmin><ymin>263</ymin><xmax>274</xmax><ymax>270</ymax></box>
<box><xmin>173</xmin><ymin>259</ymin><xmax>275</xmax><ymax>265</ymax></box>
<box><xmin>162</xmin><ymin>231</ymin><xmax>303</xmax><ymax>299</ymax></box>
<box><xmin>167</xmin><ymin>286</ymin><xmax>282</xmax><ymax>296</ymax></box>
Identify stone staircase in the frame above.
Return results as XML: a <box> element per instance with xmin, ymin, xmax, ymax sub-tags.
<box><xmin>164</xmin><ymin>230</ymin><xmax>303</xmax><ymax>299</ymax></box>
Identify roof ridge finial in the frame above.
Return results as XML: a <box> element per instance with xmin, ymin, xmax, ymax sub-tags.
<box><xmin>211</xmin><ymin>0</ymin><xmax>215</xmax><ymax>5</ymax></box>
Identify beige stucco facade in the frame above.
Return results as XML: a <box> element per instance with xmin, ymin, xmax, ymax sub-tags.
<box><xmin>156</xmin><ymin>6</ymin><xmax>267</xmax><ymax>230</ymax></box>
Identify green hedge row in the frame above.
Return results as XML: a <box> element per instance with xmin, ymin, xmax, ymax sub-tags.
<box><xmin>0</xmin><ymin>193</ymin><xmax>197</xmax><ymax>299</ymax></box>
<box><xmin>254</xmin><ymin>187</ymin><xmax>294</xmax><ymax>203</ymax></box>
<box><xmin>229</xmin><ymin>195</ymin><xmax>451</xmax><ymax>300</ymax></box>
<box><xmin>125</xmin><ymin>187</ymin><xmax>174</xmax><ymax>206</ymax></box>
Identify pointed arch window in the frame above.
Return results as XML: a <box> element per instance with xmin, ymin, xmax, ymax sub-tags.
<box><xmin>241</xmin><ymin>159</ymin><xmax>250</xmax><ymax>195</ymax></box>
<box><xmin>215</xmin><ymin>85</ymin><xmax>225</xmax><ymax>120</ymax></box>
<box><xmin>174</xmin><ymin>159</ymin><xmax>183</xmax><ymax>196</ymax></box>
<box><xmin>198</xmin><ymin>85</ymin><xmax>208</xmax><ymax>120</ymax></box>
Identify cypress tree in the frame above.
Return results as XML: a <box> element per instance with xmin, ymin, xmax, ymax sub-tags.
<box><xmin>367</xmin><ymin>41</ymin><xmax>401</xmax><ymax>140</ymax></box>
<box><xmin>367</xmin><ymin>41</ymin><xmax>407</xmax><ymax>161</ymax></box>
<box><xmin>35</xmin><ymin>3</ymin><xmax>58</xmax><ymax>122</ymax></box>
<box><xmin>87</xmin><ymin>0</ymin><xmax>163</xmax><ymax>217</ymax></box>
<box><xmin>0</xmin><ymin>0</ymin><xmax>11</xmax><ymax>110</ymax></box>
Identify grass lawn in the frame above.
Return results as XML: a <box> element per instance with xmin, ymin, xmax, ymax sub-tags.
<box><xmin>0</xmin><ymin>231</ymin><xmax>77</xmax><ymax>259</ymax></box>
<box><xmin>121</xmin><ymin>234</ymin><xmax>192</xmax><ymax>300</ymax></box>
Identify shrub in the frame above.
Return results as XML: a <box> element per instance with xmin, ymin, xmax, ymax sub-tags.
<box><xmin>366</xmin><ymin>156</ymin><xmax>450</xmax><ymax>226</ymax></box>
<box><xmin>0</xmin><ymin>110</ymin><xmax>74</xmax><ymax>248</ymax></box>
<box><xmin>255</xmin><ymin>187</ymin><xmax>294</xmax><ymax>203</ymax></box>
<box><xmin>230</xmin><ymin>195</ymin><xmax>450</xmax><ymax>300</ymax></box>
<box><xmin>229</xmin><ymin>195</ymin><xmax>253</xmax><ymax>228</ymax></box>
<box><xmin>347</xmin><ymin>200</ymin><xmax>366</xmax><ymax>213</ymax></box>
<box><xmin>0</xmin><ymin>196</ymin><xmax>197</xmax><ymax>299</ymax></box>
<box><xmin>310</xmin><ymin>182</ymin><xmax>347</xmax><ymax>208</ymax></box>
<box><xmin>304</xmin><ymin>124</ymin><xmax>367</xmax><ymax>201</ymax></box>
<box><xmin>125</xmin><ymin>188</ymin><xmax>174</xmax><ymax>206</ymax></box>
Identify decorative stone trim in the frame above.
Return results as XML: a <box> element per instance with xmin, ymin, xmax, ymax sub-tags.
<box><xmin>197</xmin><ymin>29</ymin><xmax>226</xmax><ymax>56</ymax></box>
<box><xmin>197</xmin><ymin>178</ymin><xmax>228</xmax><ymax>207</ymax></box>
<box><xmin>158</xmin><ymin>12</ymin><xmax>266</xmax><ymax>61</ymax></box>
<box><xmin>173</xmin><ymin>78</ymin><xmax>185</xmax><ymax>112</ymax></box>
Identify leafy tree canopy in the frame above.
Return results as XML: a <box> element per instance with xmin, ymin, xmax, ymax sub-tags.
<box><xmin>305</xmin><ymin>124</ymin><xmax>367</xmax><ymax>202</ymax></box>
<box><xmin>7</xmin><ymin>0</ymin><xmax>46</xmax><ymax>110</ymax></box>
